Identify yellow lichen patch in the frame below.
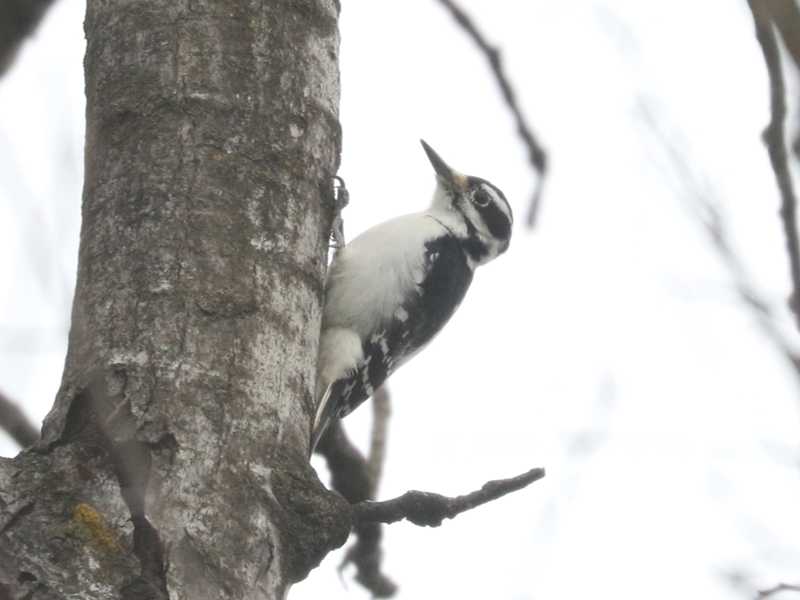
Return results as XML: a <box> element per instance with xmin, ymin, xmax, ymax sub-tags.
<box><xmin>71</xmin><ymin>503</ymin><xmax>121</xmax><ymax>553</ymax></box>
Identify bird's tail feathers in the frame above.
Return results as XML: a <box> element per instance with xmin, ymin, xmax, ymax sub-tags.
<box><xmin>310</xmin><ymin>383</ymin><xmax>336</xmax><ymax>454</ymax></box>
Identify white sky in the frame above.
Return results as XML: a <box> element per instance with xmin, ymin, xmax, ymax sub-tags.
<box><xmin>1</xmin><ymin>1</ymin><xmax>799</xmax><ymax>599</ymax></box>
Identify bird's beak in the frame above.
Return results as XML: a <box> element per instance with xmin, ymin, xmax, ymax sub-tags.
<box><xmin>420</xmin><ymin>139</ymin><xmax>467</xmax><ymax>192</ymax></box>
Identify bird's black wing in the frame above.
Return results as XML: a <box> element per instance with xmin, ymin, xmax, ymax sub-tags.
<box><xmin>337</xmin><ymin>234</ymin><xmax>474</xmax><ymax>418</ymax></box>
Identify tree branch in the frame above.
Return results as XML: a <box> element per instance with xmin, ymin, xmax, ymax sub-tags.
<box><xmin>758</xmin><ymin>1</ymin><xmax>800</xmax><ymax>71</ymax></box>
<box><xmin>434</xmin><ymin>0</ymin><xmax>548</xmax><ymax>226</ymax></box>
<box><xmin>747</xmin><ymin>0</ymin><xmax>800</xmax><ymax>330</ymax></box>
<box><xmin>366</xmin><ymin>385</ymin><xmax>391</xmax><ymax>488</ymax></box>
<box><xmin>757</xmin><ymin>582</ymin><xmax>800</xmax><ymax>599</ymax></box>
<box><xmin>763</xmin><ymin>0</ymin><xmax>800</xmax><ymax>172</ymax></box>
<box><xmin>353</xmin><ymin>467</ymin><xmax>545</xmax><ymax>527</ymax></box>
<box><xmin>316</xmin><ymin>419</ymin><xmax>397</xmax><ymax>597</ymax></box>
<box><xmin>317</xmin><ymin>421</ymin><xmax>374</xmax><ymax>504</ymax></box>
<box><xmin>636</xmin><ymin>99</ymin><xmax>800</xmax><ymax>377</ymax></box>
<box><xmin>0</xmin><ymin>0</ymin><xmax>58</xmax><ymax>76</ymax></box>
<box><xmin>0</xmin><ymin>389</ymin><xmax>38</xmax><ymax>449</ymax></box>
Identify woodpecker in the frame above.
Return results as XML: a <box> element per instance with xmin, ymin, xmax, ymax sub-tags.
<box><xmin>312</xmin><ymin>140</ymin><xmax>513</xmax><ymax>451</ymax></box>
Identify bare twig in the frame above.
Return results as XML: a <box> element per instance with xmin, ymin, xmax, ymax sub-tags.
<box><xmin>757</xmin><ymin>582</ymin><xmax>800</xmax><ymax>599</ymax></box>
<box><xmin>764</xmin><ymin>1</ymin><xmax>800</xmax><ymax>175</ymax></box>
<box><xmin>434</xmin><ymin>0</ymin><xmax>548</xmax><ymax>226</ymax></box>
<box><xmin>636</xmin><ymin>100</ymin><xmax>800</xmax><ymax>375</ymax></box>
<box><xmin>747</xmin><ymin>0</ymin><xmax>800</xmax><ymax>330</ymax></box>
<box><xmin>0</xmin><ymin>0</ymin><xmax>59</xmax><ymax>76</ymax></box>
<box><xmin>316</xmin><ymin>420</ymin><xmax>397</xmax><ymax>597</ymax></box>
<box><xmin>353</xmin><ymin>467</ymin><xmax>545</xmax><ymax>527</ymax></box>
<box><xmin>316</xmin><ymin>421</ymin><xmax>374</xmax><ymax>504</ymax></box>
<box><xmin>765</xmin><ymin>1</ymin><xmax>800</xmax><ymax>178</ymax></box>
<box><xmin>367</xmin><ymin>385</ymin><xmax>391</xmax><ymax>488</ymax></box>
<box><xmin>0</xmin><ymin>388</ymin><xmax>38</xmax><ymax>448</ymax></box>
<box><xmin>757</xmin><ymin>1</ymin><xmax>800</xmax><ymax>70</ymax></box>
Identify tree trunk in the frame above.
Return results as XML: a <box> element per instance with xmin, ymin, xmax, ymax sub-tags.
<box><xmin>0</xmin><ymin>1</ymin><xmax>349</xmax><ymax>598</ymax></box>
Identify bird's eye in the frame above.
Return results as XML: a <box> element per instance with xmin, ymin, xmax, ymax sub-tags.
<box><xmin>473</xmin><ymin>188</ymin><xmax>491</xmax><ymax>207</ymax></box>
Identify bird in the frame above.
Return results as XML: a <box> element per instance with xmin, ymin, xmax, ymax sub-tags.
<box><xmin>311</xmin><ymin>140</ymin><xmax>513</xmax><ymax>452</ymax></box>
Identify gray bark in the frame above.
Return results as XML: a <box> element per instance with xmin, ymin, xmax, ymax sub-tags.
<box><xmin>0</xmin><ymin>1</ymin><xmax>350</xmax><ymax>598</ymax></box>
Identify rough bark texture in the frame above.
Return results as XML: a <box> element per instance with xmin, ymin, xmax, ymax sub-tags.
<box><xmin>0</xmin><ymin>1</ymin><xmax>350</xmax><ymax>598</ymax></box>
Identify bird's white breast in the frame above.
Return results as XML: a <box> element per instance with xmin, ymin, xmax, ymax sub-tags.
<box><xmin>322</xmin><ymin>212</ymin><xmax>450</xmax><ymax>339</ymax></box>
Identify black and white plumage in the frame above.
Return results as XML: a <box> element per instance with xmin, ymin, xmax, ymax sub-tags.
<box><xmin>311</xmin><ymin>140</ymin><xmax>513</xmax><ymax>451</ymax></box>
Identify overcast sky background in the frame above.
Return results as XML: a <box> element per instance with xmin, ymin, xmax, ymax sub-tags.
<box><xmin>1</xmin><ymin>1</ymin><xmax>800</xmax><ymax>599</ymax></box>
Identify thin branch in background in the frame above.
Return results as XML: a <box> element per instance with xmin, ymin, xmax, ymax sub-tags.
<box><xmin>0</xmin><ymin>388</ymin><xmax>38</xmax><ymax>448</ymax></box>
<box><xmin>761</xmin><ymin>1</ymin><xmax>800</xmax><ymax>166</ymax></box>
<box><xmin>316</xmin><ymin>389</ymin><xmax>542</xmax><ymax>591</ymax></box>
<box><xmin>747</xmin><ymin>0</ymin><xmax>800</xmax><ymax>330</ymax></box>
<box><xmin>0</xmin><ymin>0</ymin><xmax>58</xmax><ymax>76</ymax></box>
<box><xmin>758</xmin><ymin>1</ymin><xmax>800</xmax><ymax>70</ymax></box>
<box><xmin>757</xmin><ymin>582</ymin><xmax>800</xmax><ymax>599</ymax></box>
<box><xmin>636</xmin><ymin>100</ymin><xmax>800</xmax><ymax>376</ymax></box>
<box><xmin>316</xmin><ymin>419</ymin><xmax>397</xmax><ymax>598</ymax></box>
<box><xmin>353</xmin><ymin>467</ymin><xmax>545</xmax><ymax>527</ymax></box>
<box><xmin>367</xmin><ymin>385</ymin><xmax>391</xmax><ymax>488</ymax></box>
<box><xmin>434</xmin><ymin>0</ymin><xmax>548</xmax><ymax>227</ymax></box>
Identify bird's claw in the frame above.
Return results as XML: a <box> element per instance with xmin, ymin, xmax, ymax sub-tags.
<box><xmin>330</xmin><ymin>215</ymin><xmax>346</xmax><ymax>249</ymax></box>
<box><xmin>333</xmin><ymin>176</ymin><xmax>350</xmax><ymax>211</ymax></box>
<box><xmin>330</xmin><ymin>176</ymin><xmax>349</xmax><ymax>252</ymax></box>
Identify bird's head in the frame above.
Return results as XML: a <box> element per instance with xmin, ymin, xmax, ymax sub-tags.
<box><xmin>421</xmin><ymin>139</ymin><xmax>513</xmax><ymax>266</ymax></box>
